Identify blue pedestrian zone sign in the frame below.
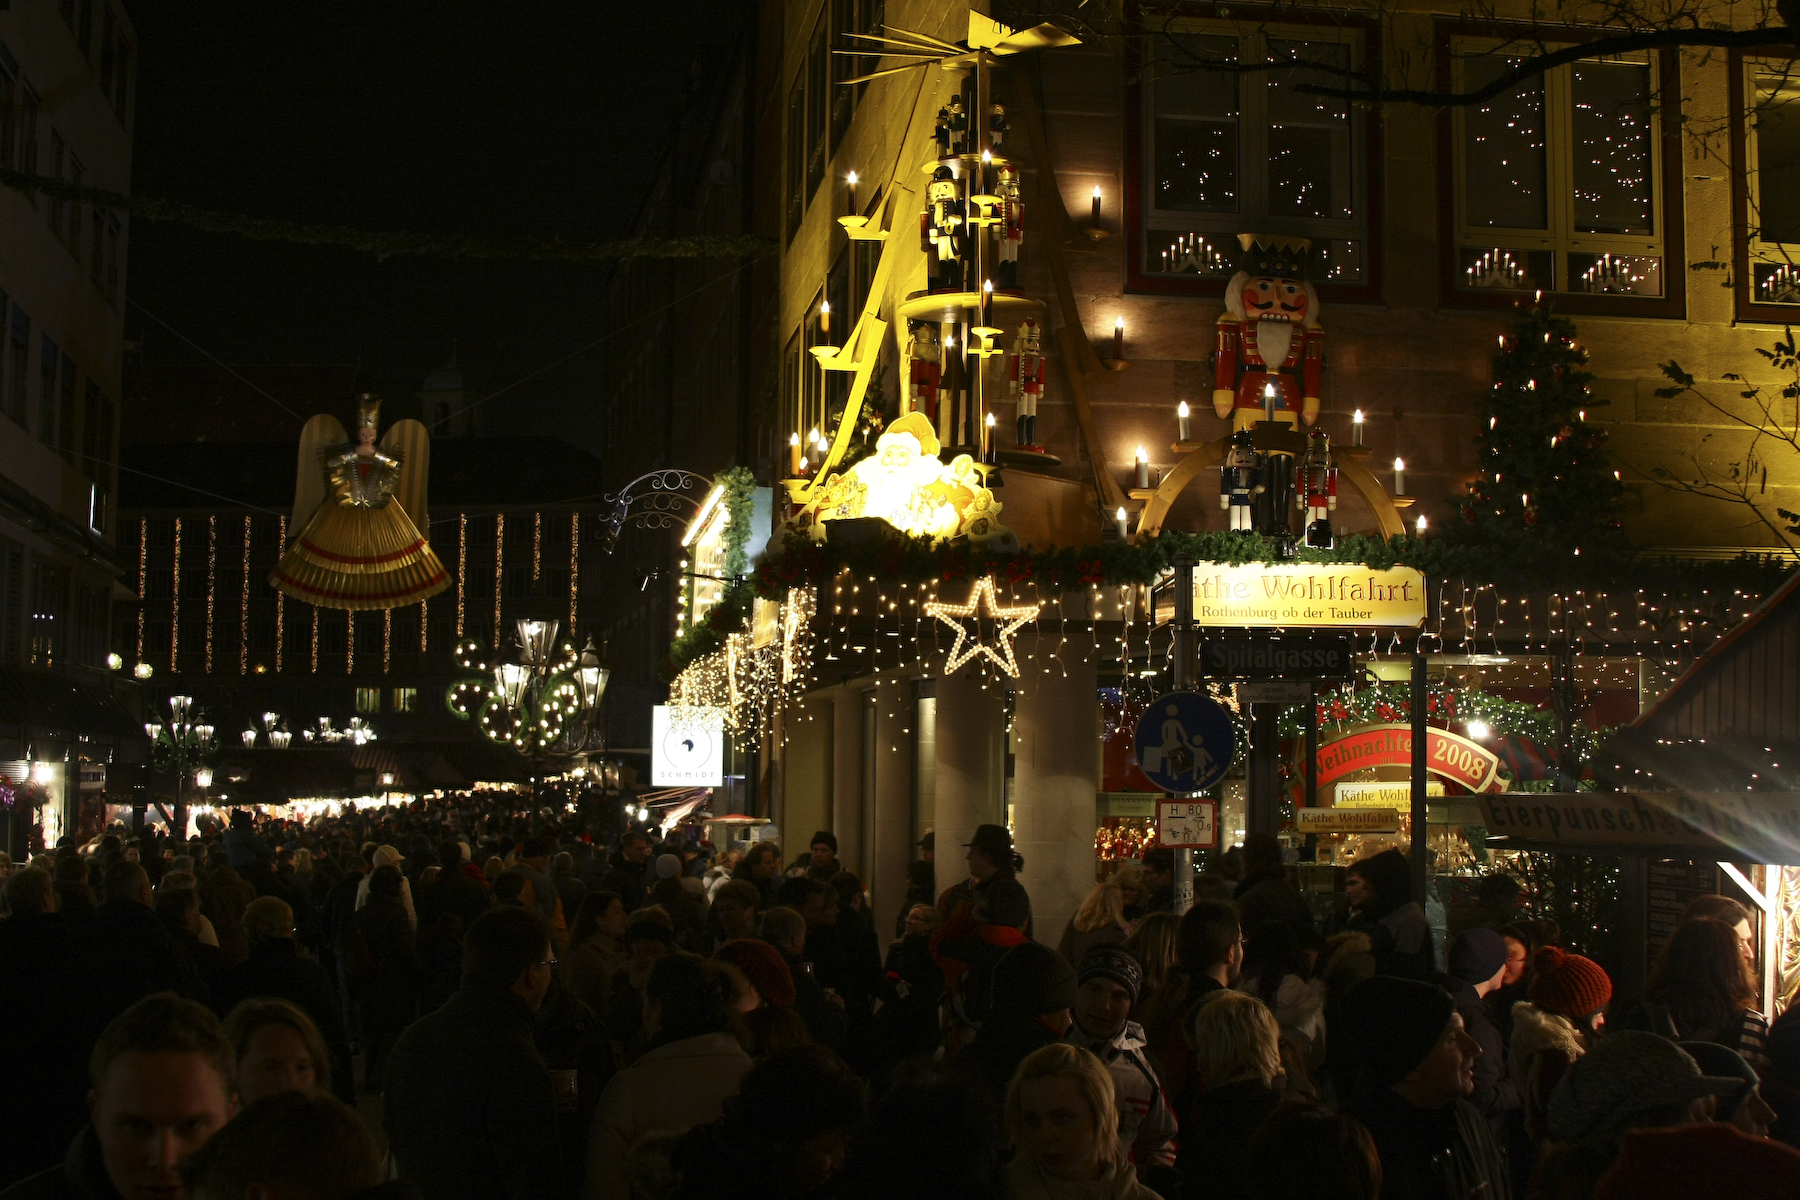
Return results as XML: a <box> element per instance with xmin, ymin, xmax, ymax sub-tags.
<box><xmin>1134</xmin><ymin>691</ymin><xmax>1236</xmax><ymax>794</ymax></box>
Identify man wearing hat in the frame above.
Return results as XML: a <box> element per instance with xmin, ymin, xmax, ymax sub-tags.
<box><xmin>1065</xmin><ymin>948</ymin><xmax>1177</xmax><ymax>1182</ymax></box>
<box><xmin>954</xmin><ymin>941</ymin><xmax>1077</xmax><ymax>1102</ymax></box>
<box><xmin>1439</xmin><ymin>928</ymin><xmax>1521</xmax><ymax>1135</ymax></box>
<box><xmin>1340</xmin><ymin>976</ymin><xmax>1511</xmax><ymax>1200</ymax></box>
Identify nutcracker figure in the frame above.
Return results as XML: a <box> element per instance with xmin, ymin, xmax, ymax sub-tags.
<box><xmin>1296</xmin><ymin>429</ymin><xmax>1338</xmax><ymax>549</ymax></box>
<box><xmin>988</xmin><ymin>103</ymin><xmax>1008</xmax><ymax>150</ymax></box>
<box><xmin>994</xmin><ymin>164</ymin><xmax>1024</xmax><ymax>291</ymax></box>
<box><xmin>935</xmin><ymin>106</ymin><xmax>953</xmax><ymax>157</ymax></box>
<box><xmin>907</xmin><ymin>322</ymin><xmax>941</xmax><ymax>423</ymax></box>
<box><xmin>1211</xmin><ymin>234</ymin><xmax>1325</xmax><ymax>432</ymax></box>
<box><xmin>927</xmin><ymin>166</ymin><xmax>964</xmax><ymax>293</ymax></box>
<box><xmin>1010</xmin><ymin>318</ymin><xmax>1044</xmax><ymax>450</ymax></box>
<box><xmin>1220</xmin><ymin>429</ymin><xmax>1263</xmax><ymax>532</ymax></box>
<box><xmin>946</xmin><ymin>98</ymin><xmax>967</xmax><ymax>155</ymax></box>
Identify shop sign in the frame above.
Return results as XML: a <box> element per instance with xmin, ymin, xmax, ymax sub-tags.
<box><xmin>78</xmin><ymin>764</ymin><xmax>104</xmax><ymax>792</ymax></box>
<box><xmin>1313</xmin><ymin>724</ymin><xmax>1501</xmax><ymax>793</ymax></box>
<box><xmin>1335</xmin><ymin>780</ymin><xmax>1444</xmax><ymax>808</ymax></box>
<box><xmin>1158</xmin><ymin>800</ymin><xmax>1219</xmax><ymax>848</ymax></box>
<box><xmin>1191</xmin><ymin>564</ymin><xmax>1426</xmax><ymax>628</ymax></box>
<box><xmin>651</xmin><ymin>705</ymin><xmax>725</xmax><ymax>788</ymax></box>
<box><xmin>1478</xmin><ymin>791</ymin><xmax>1800</xmax><ymax>863</ymax></box>
<box><xmin>1296</xmin><ymin>807</ymin><xmax>1399</xmax><ymax>834</ymax></box>
<box><xmin>1241</xmin><ymin>681</ymin><xmax>1314</xmax><ymax>705</ymax></box>
<box><xmin>1199</xmin><ymin>635</ymin><xmax>1357</xmax><ymax>679</ymax></box>
<box><xmin>1134</xmin><ymin>692</ymin><xmax>1236</xmax><ymax>793</ymax></box>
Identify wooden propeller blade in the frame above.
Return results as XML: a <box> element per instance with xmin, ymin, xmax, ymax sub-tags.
<box><xmin>838</xmin><ymin>64</ymin><xmax>929</xmax><ymax>85</ymax></box>
<box><xmin>881</xmin><ymin>23</ymin><xmax>964</xmax><ymax>52</ymax></box>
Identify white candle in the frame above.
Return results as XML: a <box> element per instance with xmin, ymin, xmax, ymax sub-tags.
<box><xmin>1415</xmin><ymin>515</ymin><xmax>1427</xmax><ymax>534</ymax></box>
<box><xmin>1393</xmin><ymin>457</ymin><xmax>1406</xmax><ymax>494</ymax></box>
<box><xmin>846</xmin><ymin>171</ymin><xmax>858</xmax><ymax>217</ymax></box>
<box><xmin>1177</xmin><ymin>401</ymin><xmax>1190</xmax><ymax>442</ymax></box>
<box><xmin>1135</xmin><ymin>446</ymin><xmax>1149</xmax><ymax>490</ymax></box>
<box><xmin>820</xmin><ymin>300</ymin><xmax>831</xmax><ymax>336</ymax></box>
<box><xmin>1263</xmin><ymin>381</ymin><xmax>1277</xmax><ymax>422</ymax></box>
<box><xmin>789</xmin><ymin>432</ymin><xmax>802</xmax><ymax>476</ymax></box>
<box><xmin>810</xmin><ymin>428</ymin><xmax>823</xmax><ymax>466</ymax></box>
<box><xmin>1112</xmin><ymin>316</ymin><xmax>1124</xmax><ymax>360</ymax></box>
<box><xmin>1352</xmin><ymin>409</ymin><xmax>1364</xmax><ymax>447</ymax></box>
<box><xmin>1116</xmin><ymin>506</ymin><xmax>1129</xmax><ymax>540</ymax></box>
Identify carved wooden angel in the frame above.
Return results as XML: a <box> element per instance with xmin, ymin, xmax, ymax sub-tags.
<box><xmin>270</xmin><ymin>394</ymin><xmax>449</xmax><ymax>610</ymax></box>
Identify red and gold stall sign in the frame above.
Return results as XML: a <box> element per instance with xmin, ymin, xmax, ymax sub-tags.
<box><xmin>1311</xmin><ymin>723</ymin><xmax>1502</xmax><ymax>794</ymax></box>
<box><xmin>1190</xmin><ymin>564</ymin><xmax>1426</xmax><ymax>628</ymax></box>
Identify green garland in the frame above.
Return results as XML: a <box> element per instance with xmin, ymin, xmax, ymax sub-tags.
<box><xmin>657</xmin><ymin>466</ymin><xmax>760</xmax><ymax>683</ymax></box>
<box><xmin>717</xmin><ymin>466</ymin><xmax>758</xmax><ymax>580</ymax></box>
<box><xmin>654</xmin><ymin>525</ymin><xmax>1791</xmax><ymax>681</ymax></box>
<box><xmin>0</xmin><ymin>167</ymin><xmax>775</xmax><ymax>263</ymax></box>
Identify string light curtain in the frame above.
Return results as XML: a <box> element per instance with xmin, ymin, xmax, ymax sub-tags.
<box><xmin>240</xmin><ymin>514</ymin><xmax>251</xmax><ymax>675</ymax></box>
<box><xmin>171</xmin><ymin>517</ymin><xmax>182</xmax><ymax>673</ymax></box>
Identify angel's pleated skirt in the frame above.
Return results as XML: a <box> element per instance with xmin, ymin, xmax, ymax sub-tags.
<box><xmin>271</xmin><ymin>501</ymin><xmax>450</xmax><ymax>611</ymax></box>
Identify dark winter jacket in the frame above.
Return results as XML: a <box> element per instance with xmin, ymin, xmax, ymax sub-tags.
<box><xmin>876</xmin><ymin>933</ymin><xmax>946</xmax><ymax>1059</ymax></box>
<box><xmin>0</xmin><ymin>1125</ymin><xmax>119</xmax><ymax>1200</ymax></box>
<box><xmin>342</xmin><ymin>895</ymin><xmax>422</xmax><ymax>1025</ymax></box>
<box><xmin>212</xmin><ymin>937</ymin><xmax>356</xmax><ymax>1104</ymax></box>
<box><xmin>599</xmin><ymin>858</ymin><xmax>648</xmax><ymax>913</ymax></box>
<box><xmin>1344</xmin><ymin>1083</ymin><xmax>1512</xmax><ymax>1200</ymax></box>
<box><xmin>1182</xmin><ymin>1079</ymin><xmax>1284</xmax><ymax>1200</ymax></box>
<box><xmin>0</xmin><ymin>914</ymin><xmax>101</xmax><ymax>1189</ymax></box>
<box><xmin>223</xmin><ymin>822</ymin><xmax>275</xmax><ymax>871</ymax></box>
<box><xmin>415</xmin><ymin>867</ymin><xmax>493</xmax><ymax>932</ymax></box>
<box><xmin>1234</xmin><ymin>870</ymin><xmax>1317</xmax><ymax>941</ymax></box>
<box><xmin>955</xmin><ymin>1013</ymin><xmax>1063</xmax><ymax>1104</ymax></box>
<box><xmin>384</xmin><ymin>984</ymin><xmax>569</xmax><ymax>1200</ymax></box>
<box><xmin>87</xmin><ymin>899</ymin><xmax>206</xmax><ymax>1022</ymax></box>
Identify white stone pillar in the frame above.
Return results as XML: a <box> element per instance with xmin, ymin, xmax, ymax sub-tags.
<box><xmin>831</xmin><ymin>684</ymin><xmax>863</xmax><ymax>874</ymax></box>
<box><xmin>933</xmin><ymin>668</ymin><xmax>1000</xmax><ymax>901</ymax></box>
<box><xmin>871</xmin><ymin>677</ymin><xmax>916</xmax><ymax>937</ymax></box>
<box><xmin>1013</xmin><ymin>632</ymin><xmax>1099</xmax><ymax>948</ymax></box>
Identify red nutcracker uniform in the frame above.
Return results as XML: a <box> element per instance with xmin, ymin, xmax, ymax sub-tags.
<box><xmin>1210</xmin><ymin>236</ymin><xmax>1324</xmax><ymax>432</ymax></box>
<box><xmin>1009</xmin><ymin>319</ymin><xmax>1043</xmax><ymax>450</ymax></box>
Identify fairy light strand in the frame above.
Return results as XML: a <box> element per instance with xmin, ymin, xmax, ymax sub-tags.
<box><xmin>171</xmin><ymin>516</ymin><xmax>182</xmax><ymax>673</ymax></box>
<box><xmin>135</xmin><ymin>517</ymin><xmax>147</xmax><ymax>661</ymax></box>
<box><xmin>239</xmin><ymin>515</ymin><xmax>251</xmax><ymax>675</ymax></box>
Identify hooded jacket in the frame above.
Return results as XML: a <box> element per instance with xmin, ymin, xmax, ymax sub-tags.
<box><xmin>1064</xmin><ymin>1019</ymin><xmax>1178</xmax><ymax>1171</ymax></box>
<box><xmin>0</xmin><ymin>1125</ymin><xmax>118</xmax><ymax>1200</ymax></box>
<box><xmin>1508</xmin><ymin>1000</ymin><xmax>1587</xmax><ymax>1144</ymax></box>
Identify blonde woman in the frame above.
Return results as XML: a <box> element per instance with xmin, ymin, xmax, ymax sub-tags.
<box><xmin>1004</xmin><ymin>1043</ymin><xmax>1160</xmax><ymax>1200</ymax></box>
<box><xmin>1121</xmin><ymin>913</ymin><xmax>1178</xmax><ymax>1016</ymax></box>
<box><xmin>1183</xmin><ymin>992</ymin><xmax>1286</xmax><ymax>1200</ymax></box>
<box><xmin>1058</xmin><ymin>864</ymin><xmax>1143</xmax><ymax>966</ymax></box>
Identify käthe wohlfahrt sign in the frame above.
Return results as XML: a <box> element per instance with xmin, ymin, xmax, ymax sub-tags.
<box><xmin>1190</xmin><ymin>564</ymin><xmax>1426</xmax><ymax>628</ymax></box>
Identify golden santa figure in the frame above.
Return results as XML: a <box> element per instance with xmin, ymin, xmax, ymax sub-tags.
<box><xmin>272</xmin><ymin>395</ymin><xmax>449</xmax><ymax>610</ymax></box>
<box><xmin>1211</xmin><ymin>234</ymin><xmax>1324</xmax><ymax>432</ymax></box>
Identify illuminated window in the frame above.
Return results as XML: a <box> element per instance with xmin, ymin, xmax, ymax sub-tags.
<box><xmin>392</xmin><ymin>687</ymin><xmax>417</xmax><ymax>713</ymax></box>
<box><xmin>355</xmin><ymin>686</ymin><xmax>380</xmax><ymax>714</ymax></box>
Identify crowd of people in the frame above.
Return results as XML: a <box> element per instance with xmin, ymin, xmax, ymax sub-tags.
<box><xmin>0</xmin><ymin>792</ymin><xmax>1797</xmax><ymax>1200</ymax></box>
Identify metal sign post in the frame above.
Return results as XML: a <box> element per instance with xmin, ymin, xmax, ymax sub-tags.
<box><xmin>1172</xmin><ymin>557</ymin><xmax>1195</xmax><ymax>914</ymax></box>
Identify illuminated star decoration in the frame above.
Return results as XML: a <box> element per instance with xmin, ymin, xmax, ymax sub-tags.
<box><xmin>925</xmin><ymin>576</ymin><xmax>1040</xmax><ymax>677</ymax></box>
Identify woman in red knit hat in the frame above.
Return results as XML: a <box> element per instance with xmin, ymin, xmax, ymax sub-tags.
<box><xmin>1507</xmin><ymin>945</ymin><xmax>1614</xmax><ymax>1160</ymax></box>
<box><xmin>714</xmin><ymin>938</ymin><xmax>810</xmax><ymax>1058</ymax></box>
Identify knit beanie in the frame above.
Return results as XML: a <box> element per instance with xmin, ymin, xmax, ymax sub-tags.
<box><xmin>990</xmin><ymin>941</ymin><xmax>1077</xmax><ymax>1017</ymax></box>
<box><xmin>1339</xmin><ymin>976</ymin><xmax>1456</xmax><ymax>1088</ymax></box>
<box><xmin>1527</xmin><ymin>946</ymin><xmax>1612</xmax><ymax>1019</ymax></box>
<box><xmin>1595</xmin><ymin>1123</ymin><xmax>1800</xmax><ymax>1200</ymax></box>
<box><xmin>654</xmin><ymin>853</ymin><xmax>682</xmax><ymax>880</ymax></box>
<box><xmin>714</xmin><ymin>938</ymin><xmax>797</xmax><ymax>1008</ymax></box>
<box><xmin>1547</xmin><ymin>1031</ymin><xmax>1745</xmax><ymax>1147</ymax></box>
<box><xmin>1077</xmin><ymin>947</ymin><xmax>1144</xmax><ymax>1003</ymax></box>
<box><xmin>1446</xmin><ymin>928</ymin><xmax>1509</xmax><ymax>987</ymax></box>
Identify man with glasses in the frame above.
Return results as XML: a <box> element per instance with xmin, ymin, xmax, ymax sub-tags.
<box><xmin>384</xmin><ymin>906</ymin><xmax>569</xmax><ymax>1200</ymax></box>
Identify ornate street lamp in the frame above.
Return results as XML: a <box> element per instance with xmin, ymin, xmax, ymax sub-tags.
<box><xmin>446</xmin><ymin>591</ymin><xmax>610</xmax><ymax>796</ymax></box>
<box><xmin>147</xmin><ymin>694</ymin><xmax>216</xmax><ymax>840</ymax></box>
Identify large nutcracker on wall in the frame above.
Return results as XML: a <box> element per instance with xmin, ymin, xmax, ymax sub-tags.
<box><xmin>1220</xmin><ymin>429</ymin><xmax>1263</xmax><ymax>532</ymax></box>
<box><xmin>1009</xmin><ymin>318</ymin><xmax>1043</xmax><ymax>450</ymax></box>
<box><xmin>1212</xmin><ymin>234</ymin><xmax>1325</xmax><ymax>432</ymax></box>
<box><xmin>907</xmin><ymin>322</ymin><xmax>941</xmax><ymax>424</ymax></box>
<box><xmin>1296</xmin><ymin>428</ymin><xmax>1338</xmax><ymax>549</ymax></box>
<box><xmin>926</xmin><ymin>166</ymin><xmax>965</xmax><ymax>294</ymax></box>
<box><xmin>994</xmin><ymin>164</ymin><xmax>1024</xmax><ymax>292</ymax></box>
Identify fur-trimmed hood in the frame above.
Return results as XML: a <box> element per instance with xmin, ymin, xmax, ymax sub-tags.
<box><xmin>1508</xmin><ymin>1000</ymin><xmax>1586</xmax><ymax>1090</ymax></box>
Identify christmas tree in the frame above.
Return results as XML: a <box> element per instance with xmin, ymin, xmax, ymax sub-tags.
<box><xmin>1444</xmin><ymin>301</ymin><xmax>1628</xmax><ymax>570</ymax></box>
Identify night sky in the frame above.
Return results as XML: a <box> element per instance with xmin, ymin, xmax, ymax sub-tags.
<box><xmin>122</xmin><ymin>0</ymin><xmax>740</xmax><ymax>450</ymax></box>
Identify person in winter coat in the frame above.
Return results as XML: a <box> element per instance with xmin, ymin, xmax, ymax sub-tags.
<box><xmin>384</xmin><ymin>906</ymin><xmax>569</xmax><ymax>1200</ymax></box>
<box><xmin>222</xmin><ymin>808</ymin><xmax>274</xmax><ymax>872</ymax></box>
<box><xmin>1002</xmin><ymin>1043</ymin><xmax>1161</xmax><ymax>1200</ymax></box>
<box><xmin>564</xmin><ymin>892</ymin><xmax>627</xmax><ymax>1014</ymax></box>
<box><xmin>713</xmin><ymin>938</ymin><xmax>810</xmax><ymax>1059</ymax></box>
<box><xmin>730</xmin><ymin>842</ymin><xmax>782</xmax><ymax>911</ymax></box>
<box><xmin>1234</xmin><ymin>833</ymin><xmax>1316</xmax><ymax>942</ymax></box>
<box><xmin>648</xmin><ymin>855</ymin><xmax>705</xmax><ymax>949</ymax></box>
<box><xmin>1436</xmin><ymin>928</ymin><xmax>1521</xmax><ymax>1142</ymax></box>
<box><xmin>1059</xmin><ymin>868</ymin><xmax>1140</xmax><ymax>967</ymax></box>
<box><xmin>416</xmin><ymin>841</ymin><xmax>492</xmax><ymax>931</ymax></box>
<box><xmin>341</xmin><ymin>865</ymin><xmax>422</xmax><ymax>1089</ymax></box>
<box><xmin>1138</xmin><ymin>900</ymin><xmax>1242</xmax><ymax>1120</ymax></box>
<box><xmin>1064</xmin><ymin>948</ymin><xmax>1178</xmax><ymax>1188</ymax></box>
<box><xmin>876</xmin><ymin>904</ymin><xmax>947</xmax><ymax>1063</ymax></box>
<box><xmin>600</xmin><ymin>831</ymin><xmax>652</xmax><ymax>913</ymax></box>
<box><xmin>1343</xmin><ymin>849</ymin><xmax>1433</xmax><ymax>980</ymax></box>
<box><xmin>354</xmin><ymin>845</ymin><xmax>416</xmax><ymax>929</ymax></box>
<box><xmin>1183</xmin><ymin>992</ymin><xmax>1291</xmax><ymax>1200</ymax></box>
<box><xmin>212</xmin><ymin>896</ymin><xmax>355</xmax><ymax>1105</ymax></box>
<box><xmin>1633</xmin><ymin>917</ymin><xmax>1771</xmax><ymax>1067</ymax></box>
<box><xmin>1316</xmin><ymin>932</ymin><xmax>1376</xmax><ymax>1104</ymax></box>
<box><xmin>584</xmin><ymin>955</ymin><xmax>752</xmax><ymax>1200</ymax></box>
<box><xmin>1507</xmin><ymin>945</ymin><xmax>1612</xmax><ymax>1151</ymax></box>
<box><xmin>1340</xmin><ymin>977</ymin><xmax>1511</xmax><ymax>1200</ymax></box>
<box><xmin>935</xmin><ymin>875</ymin><xmax>1032</xmax><ymax>1035</ymax></box>
<box><xmin>198</xmin><ymin>857</ymin><xmax>257</xmax><ymax>965</ymax></box>
<box><xmin>957</xmin><ymin>942</ymin><xmax>1078</xmax><ymax>1105</ymax></box>
<box><xmin>90</xmin><ymin>862</ymin><xmax>208</xmax><ymax>1022</ymax></box>
<box><xmin>1237</xmin><ymin>920</ymin><xmax>1326</xmax><ymax>1080</ymax></box>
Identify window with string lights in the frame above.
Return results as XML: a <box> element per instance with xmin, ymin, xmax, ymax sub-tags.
<box><xmin>1439</xmin><ymin>26</ymin><xmax>1683</xmax><ymax>317</ymax></box>
<box><xmin>1731</xmin><ymin>54</ymin><xmax>1800</xmax><ymax>323</ymax></box>
<box><xmin>1126</xmin><ymin>11</ymin><xmax>1381</xmax><ymax>303</ymax></box>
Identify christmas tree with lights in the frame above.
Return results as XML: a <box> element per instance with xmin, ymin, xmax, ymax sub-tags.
<box><xmin>1446</xmin><ymin>301</ymin><xmax>1628</xmax><ymax>570</ymax></box>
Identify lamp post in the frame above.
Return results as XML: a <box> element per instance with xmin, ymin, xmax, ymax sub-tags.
<box><xmin>145</xmin><ymin>694</ymin><xmax>215</xmax><ymax>842</ymax></box>
<box><xmin>446</xmin><ymin>592</ymin><xmax>611</xmax><ymax>803</ymax></box>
